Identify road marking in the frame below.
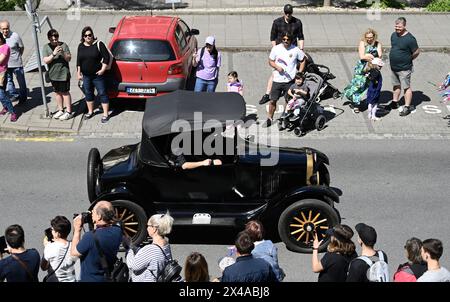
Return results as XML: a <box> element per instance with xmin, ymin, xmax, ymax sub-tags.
<box><xmin>0</xmin><ymin>137</ymin><xmax>75</xmax><ymax>142</ymax></box>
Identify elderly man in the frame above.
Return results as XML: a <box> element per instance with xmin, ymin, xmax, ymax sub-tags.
<box><xmin>0</xmin><ymin>20</ymin><xmax>27</xmax><ymax>105</ymax></box>
<box><xmin>71</xmin><ymin>201</ymin><xmax>122</xmax><ymax>282</ymax></box>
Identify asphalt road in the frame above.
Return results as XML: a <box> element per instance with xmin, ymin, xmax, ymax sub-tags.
<box><xmin>0</xmin><ymin>137</ymin><xmax>449</xmax><ymax>282</ymax></box>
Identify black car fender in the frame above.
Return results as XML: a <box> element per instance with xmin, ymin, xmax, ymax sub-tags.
<box><xmin>88</xmin><ymin>185</ymin><xmax>145</xmax><ymax>211</ymax></box>
<box><xmin>269</xmin><ymin>185</ymin><xmax>340</xmax><ymax>216</ymax></box>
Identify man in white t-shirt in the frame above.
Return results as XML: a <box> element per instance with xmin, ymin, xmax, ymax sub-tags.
<box><xmin>263</xmin><ymin>32</ymin><xmax>305</xmax><ymax>127</ymax></box>
<box><xmin>417</xmin><ymin>238</ymin><xmax>450</xmax><ymax>282</ymax></box>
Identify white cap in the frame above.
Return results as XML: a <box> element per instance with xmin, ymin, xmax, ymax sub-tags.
<box><xmin>371</xmin><ymin>57</ymin><xmax>384</xmax><ymax>67</ymax></box>
<box><xmin>205</xmin><ymin>36</ymin><xmax>215</xmax><ymax>45</ymax></box>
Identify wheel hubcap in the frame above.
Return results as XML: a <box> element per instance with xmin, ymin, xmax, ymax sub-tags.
<box><xmin>289</xmin><ymin>209</ymin><xmax>329</xmax><ymax>245</ymax></box>
<box><xmin>115</xmin><ymin>207</ymin><xmax>139</xmax><ymax>240</ymax></box>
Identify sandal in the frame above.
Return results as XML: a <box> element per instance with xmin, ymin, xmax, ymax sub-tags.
<box><xmin>353</xmin><ymin>107</ymin><xmax>360</xmax><ymax>113</ymax></box>
<box><xmin>84</xmin><ymin>112</ymin><xmax>94</xmax><ymax>120</ymax></box>
<box><xmin>101</xmin><ymin>115</ymin><xmax>110</xmax><ymax>123</ymax></box>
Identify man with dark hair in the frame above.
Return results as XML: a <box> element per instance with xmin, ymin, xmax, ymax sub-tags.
<box><xmin>346</xmin><ymin>223</ymin><xmax>388</xmax><ymax>282</ymax></box>
<box><xmin>262</xmin><ymin>31</ymin><xmax>305</xmax><ymax>127</ymax></box>
<box><xmin>259</xmin><ymin>3</ymin><xmax>305</xmax><ymax>105</ymax></box>
<box><xmin>389</xmin><ymin>17</ymin><xmax>420</xmax><ymax>116</ymax></box>
<box><xmin>71</xmin><ymin>200</ymin><xmax>122</xmax><ymax>282</ymax></box>
<box><xmin>417</xmin><ymin>238</ymin><xmax>450</xmax><ymax>282</ymax></box>
<box><xmin>221</xmin><ymin>231</ymin><xmax>278</xmax><ymax>282</ymax></box>
<box><xmin>0</xmin><ymin>224</ymin><xmax>40</xmax><ymax>282</ymax></box>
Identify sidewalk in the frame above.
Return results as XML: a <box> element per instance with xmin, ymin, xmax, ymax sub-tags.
<box><xmin>0</xmin><ymin>8</ymin><xmax>449</xmax><ymax>138</ymax></box>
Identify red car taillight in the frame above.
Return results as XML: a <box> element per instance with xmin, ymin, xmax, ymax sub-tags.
<box><xmin>168</xmin><ymin>63</ymin><xmax>183</xmax><ymax>75</ymax></box>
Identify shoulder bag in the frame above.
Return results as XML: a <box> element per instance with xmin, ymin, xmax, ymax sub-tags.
<box><xmin>42</xmin><ymin>243</ymin><xmax>70</xmax><ymax>282</ymax></box>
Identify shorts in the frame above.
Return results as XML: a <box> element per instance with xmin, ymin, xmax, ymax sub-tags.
<box><xmin>51</xmin><ymin>80</ymin><xmax>70</xmax><ymax>93</ymax></box>
<box><xmin>269</xmin><ymin>81</ymin><xmax>293</xmax><ymax>102</ymax></box>
<box><xmin>391</xmin><ymin>69</ymin><xmax>412</xmax><ymax>89</ymax></box>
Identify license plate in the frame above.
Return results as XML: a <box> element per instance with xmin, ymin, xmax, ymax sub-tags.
<box><xmin>126</xmin><ymin>87</ymin><xmax>156</xmax><ymax>95</ymax></box>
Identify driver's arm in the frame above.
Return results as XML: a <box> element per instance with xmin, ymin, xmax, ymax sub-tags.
<box><xmin>182</xmin><ymin>159</ymin><xmax>211</xmax><ymax>170</ymax></box>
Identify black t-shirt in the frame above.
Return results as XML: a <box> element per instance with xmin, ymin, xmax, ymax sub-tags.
<box><xmin>77</xmin><ymin>41</ymin><xmax>110</xmax><ymax>76</ymax></box>
<box><xmin>346</xmin><ymin>250</ymin><xmax>388</xmax><ymax>282</ymax></box>
<box><xmin>0</xmin><ymin>249</ymin><xmax>40</xmax><ymax>282</ymax></box>
<box><xmin>270</xmin><ymin>16</ymin><xmax>304</xmax><ymax>45</ymax></box>
<box><xmin>318</xmin><ymin>251</ymin><xmax>357</xmax><ymax>282</ymax></box>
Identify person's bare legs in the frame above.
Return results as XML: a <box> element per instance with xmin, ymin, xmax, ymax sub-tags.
<box><xmin>101</xmin><ymin>102</ymin><xmax>109</xmax><ymax>118</ymax></box>
<box><xmin>265</xmin><ymin>74</ymin><xmax>273</xmax><ymax>95</ymax></box>
<box><xmin>392</xmin><ymin>85</ymin><xmax>401</xmax><ymax>104</ymax></box>
<box><xmin>268</xmin><ymin>100</ymin><xmax>276</xmax><ymax>120</ymax></box>
<box><xmin>403</xmin><ymin>87</ymin><xmax>412</xmax><ymax>107</ymax></box>
<box><xmin>55</xmin><ymin>92</ymin><xmax>63</xmax><ymax>112</ymax></box>
<box><xmin>62</xmin><ymin>92</ymin><xmax>72</xmax><ymax>113</ymax></box>
<box><xmin>86</xmin><ymin>101</ymin><xmax>94</xmax><ymax>114</ymax></box>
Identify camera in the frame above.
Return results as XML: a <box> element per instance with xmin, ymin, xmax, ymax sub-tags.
<box><xmin>73</xmin><ymin>211</ymin><xmax>92</xmax><ymax>224</ymax></box>
<box><xmin>0</xmin><ymin>235</ymin><xmax>8</xmax><ymax>254</ymax></box>
<box><xmin>44</xmin><ymin>228</ymin><xmax>54</xmax><ymax>242</ymax></box>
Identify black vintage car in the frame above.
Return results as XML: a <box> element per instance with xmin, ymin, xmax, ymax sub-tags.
<box><xmin>86</xmin><ymin>90</ymin><xmax>341</xmax><ymax>253</ymax></box>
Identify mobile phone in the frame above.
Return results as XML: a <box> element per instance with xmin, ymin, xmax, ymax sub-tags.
<box><xmin>44</xmin><ymin>228</ymin><xmax>54</xmax><ymax>242</ymax></box>
<box><xmin>0</xmin><ymin>235</ymin><xmax>7</xmax><ymax>253</ymax></box>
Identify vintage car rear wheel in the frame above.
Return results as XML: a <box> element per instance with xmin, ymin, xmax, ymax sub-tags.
<box><xmin>111</xmin><ymin>200</ymin><xmax>148</xmax><ymax>245</ymax></box>
<box><xmin>87</xmin><ymin>148</ymin><xmax>102</xmax><ymax>203</ymax></box>
<box><xmin>278</xmin><ymin>199</ymin><xmax>339</xmax><ymax>253</ymax></box>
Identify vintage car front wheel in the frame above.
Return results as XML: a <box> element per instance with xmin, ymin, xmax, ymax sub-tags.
<box><xmin>278</xmin><ymin>199</ymin><xmax>339</xmax><ymax>253</ymax></box>
<box><xmin>111</xmin><ymin>200</ymin><xmax>148</xmax><ymax>245</ymax></box>
<box><xmin>87</xmin><ymin>148</ymin><xmax>102</xmax><ymax>203</ymax></box>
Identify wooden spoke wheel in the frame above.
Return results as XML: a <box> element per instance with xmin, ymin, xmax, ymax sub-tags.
<box><xmin>278</xmin><ymin>199</ymin><xmax>340</xmax><ymax>253</ymax></box>
<box><xmin>111</xmin><ymin>200</ymin><xmax>148</xmax><ymax>245</ymax></box>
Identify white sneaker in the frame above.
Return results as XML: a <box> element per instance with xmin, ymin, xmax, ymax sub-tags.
<box><xmin>53</xmin><ymin>110</ymin><xmax>64</xmax><ymax>119</ymax></box>
<box><xmin>59</xmin><ymin>112</ymin><xmax>73</xmax><ymax>120</ymax></box>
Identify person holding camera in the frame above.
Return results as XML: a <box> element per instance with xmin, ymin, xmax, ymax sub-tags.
<box><xmin>71</xmin><ymin>201</ymin><xmax>122</xmax><ymax>282</ymax></box>
<box><xmin>41</xmin><ymin>216</ymin><xmax>77</xmax><ymax>282</ymax></box>
<box><xmin>0</xmin><ymin>224</ymin><xmax>40</xmax><ymax>282</ymax></box>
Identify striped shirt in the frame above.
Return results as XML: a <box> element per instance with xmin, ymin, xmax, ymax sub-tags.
<box><xmin>126</xmin><ymin>243</ymin><xmax>172</xmax><ymax>282</ymax></box>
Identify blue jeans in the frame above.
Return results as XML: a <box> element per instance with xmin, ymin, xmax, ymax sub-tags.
<box><xmin>194</xmin><ymin>78</ymin><xmax>218</xmax><ymax>92</ymax></box>
<box><xmin>83</xmin><ymin>74</ymin><xmax>109</xmax><ymax>104</ymax></box>
<box><xmin>0</xmin><ymin>87</ymin><xmax>14</xmax><ymax>113</ymax></box>
<box><xmin>7</xmin><ymin>67</ymin><xmax>27</xmax><ymax>102</ymax></box>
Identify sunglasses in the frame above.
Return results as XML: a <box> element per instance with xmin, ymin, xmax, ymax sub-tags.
<box><xmin>84</xmin><ymin>34</ymin><xmax>93</xmax><ymax>38</ymax></box>
<box><xmin>282</xmin><ymin>38</ymin><xmax>291</xmax><ymax>42</ymax></box>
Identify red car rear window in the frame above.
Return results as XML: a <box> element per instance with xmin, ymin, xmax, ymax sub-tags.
<box><xmin>111</xmin><ymin>39</ymin><xmax>176</xmax><ymax>62</ymax></box>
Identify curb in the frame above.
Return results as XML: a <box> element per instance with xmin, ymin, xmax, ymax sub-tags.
<box><xmin>4</xmin><ymin>8</ymin><xmax>450</xmax><ymax>16</ymax></box>
<box><xmin>222</xmin><ymin>47</ymin><xmax>450</xmax><ymax>53</ymax></box>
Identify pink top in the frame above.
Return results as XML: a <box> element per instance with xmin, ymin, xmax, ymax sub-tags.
<box><xmin>0</xmin><ymin>44</ymin><xmax>10</xmax><ymax>73</ymax></box>
<box><xmin>227</xmin><ymin>81</ymin><xmax>243</xmax><ymax>95</ymax></box>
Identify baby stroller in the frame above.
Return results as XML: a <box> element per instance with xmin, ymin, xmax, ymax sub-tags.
<box><xmin>303</xmin><ymin>52</ymin><xmax>341</xmax><ymax>101</ymax></box>
<box><xmin>278</xmin><ymin>73</ymin><xmax>327</xmax><ymax>136</ymax></box>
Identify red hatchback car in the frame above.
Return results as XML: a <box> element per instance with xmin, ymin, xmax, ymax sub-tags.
<box><xmin>108</xmin><ymin>16</ymin><xmax>199</xmax><ymax>99</ymax></box>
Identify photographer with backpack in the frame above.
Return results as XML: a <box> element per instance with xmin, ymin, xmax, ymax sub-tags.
<box><xmin>346</xmin><ymin>223</ymin><xmax>389</xmax><ymax>282</ymax></box>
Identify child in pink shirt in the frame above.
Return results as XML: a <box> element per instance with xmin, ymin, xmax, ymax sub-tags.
<box><xmin>226</xmin><ymin>71</ymin><xmax>243</xmax><ymax>96</ymax></box>
<box><xmin>0</xmin><ymin>34</ymin><xmax>18</xmax><ymax>122</ymax></box>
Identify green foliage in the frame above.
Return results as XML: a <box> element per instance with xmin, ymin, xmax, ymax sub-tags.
<box><xmin>426</xmin><ymin>0</ymin><xmax>450</xmax><ymax>11</ymax></box>
<box><xmin>15</xmin><ymin>0</ymin><xmax>41</xmax><ymax>10</ymax></box>
<box><xmin>0</xmin><ymin>0</ymin><xmax>17</xmax><ymax>11</ymax></box>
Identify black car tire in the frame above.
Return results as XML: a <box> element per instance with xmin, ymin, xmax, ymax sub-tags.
<box><xmin>315</xmin><ymin>115</ymin><xmax>326</xmax><ymax>131</ymax></box>
<box><xmin>111</xmin><ymin>200</ymin><xmax>148</xmax><ymax>245</ymax></box>
<box><xmin>278</xmin><ymin>199</ymin><xmax>340</xmax><ymax>253</ymax></box>
<box><xmin>87</xmin><ymin>148</ymin><xmax>102</xmax><ymax>203</ymax></box>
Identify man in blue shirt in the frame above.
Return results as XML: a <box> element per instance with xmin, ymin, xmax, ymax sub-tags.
<box><xmin>71</xmin><ymin>200</ymin><xmax>122</xmax><ymax>282</ymax></box>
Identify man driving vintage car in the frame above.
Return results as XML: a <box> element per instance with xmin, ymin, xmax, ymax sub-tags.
<box><xmin>167</xmin><ymin>148</ymin><xmax>222</xmax><ymax>170</ymax></box>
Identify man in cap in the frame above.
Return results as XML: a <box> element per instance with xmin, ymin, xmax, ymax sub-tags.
<box><xmin>346</xmin><ymin>223</ymin><xmax>388</xmax><ymax>282</ymax></box>
<box><xmin>259</xmin><ymin>4</ymin><xmax>305</xmax><ymax>105</ymax></box>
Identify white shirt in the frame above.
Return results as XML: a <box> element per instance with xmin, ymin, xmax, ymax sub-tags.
<box><xmin>43</xmin><ymin>241</ymin><xmax>77</xmax><ymax>282</ymax></box>
<box><xmin>417</xmin><ymin>267</ymin><xmax>450</xmax><ymax>282</ymax></box>
<box><xmin>269</xmin><ymin>43</ymin><xmax>305</xmax><ymax>83</ymax></box>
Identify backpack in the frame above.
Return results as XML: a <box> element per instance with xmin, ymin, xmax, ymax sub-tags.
<box><xmin>96</xmin><ymin>40</ymin><xmax>114</xmax><ymax>70</ymax></box>
<box><xmin>153</xmin><ymin>244</ymin><xmax>182</xmax><ymax>282</ymax></box>
<box><xmin>110</xmin><ymin>257</ymin><xmax>130</xmax><ymax>282</ymax></box>
<box><xmin>393</xmin><ymin>264</ymin><xmax>417</xmax><ymax>282</ymax></box>
<box><xmin>358</xmin><ymin>251</ymin><xmax>390</xmax><ymax>282</ymax></box>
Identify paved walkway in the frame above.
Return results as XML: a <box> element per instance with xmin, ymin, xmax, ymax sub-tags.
<box><xmin>0</xmin><ymin>6</ymin><xmax>449</xmax><ymax>138</ymax></box>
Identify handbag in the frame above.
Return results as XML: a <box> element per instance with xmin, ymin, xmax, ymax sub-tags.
<box><xmin>42</xmin><ymin>243</ymin><xmax>70</xmax><ymax>282</ymax></box>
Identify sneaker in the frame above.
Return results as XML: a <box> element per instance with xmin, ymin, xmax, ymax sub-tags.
<box><xmin>84</xmin><ymin>112</ymin><xmax>94</xmax><ymax>120</ymax></box>
<box><xmin>390</xmin><ymin>101</ymin><xmax>399</xmax><ymax>110</ymax></box>
<box><xmin>53</xmin><ymin>110</ymin><xmax>64</xmax><ymax>119</ymax></box>
<box><xmin>399</xmin><ymin>106</ymin><xmax>411</xmax><ymax>117</ymax></box>
<box><xmin>101</xmin><ymin>115</ymin><xmax>110</xmax><ymax>123</ymax></box>
<box><xmin>59</xmin><ymin>112</ymin><xmax>73</xmax><ymax>121</ymax></box>
<box><xmin>0</xmin><ymin>107</ymin><xmax>8</xmax><ymax>115</ymax></box>
<box><xmin>10</xmin><ymin>113</ymin><xmax>18</xmax><ymax>122</ymax></box>
<box><xmin>262</xmin><ymin>118</ymin><xmax>272</xmax><ymax>128</ymax></box>
<box><xmin>259</xmin><ymin>94</ymin><xmax>270</xmax><ymax>105</ymax></box>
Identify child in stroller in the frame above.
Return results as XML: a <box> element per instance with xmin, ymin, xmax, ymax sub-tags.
<box><xmin>281</xmin><ymin>72</ymin><xmax>309</xmax><ymax>120</ymax></box>
<box><xmin>278</xmin><ymin>72</ymin><xmax>327</xmax><ymax>136</ymax></box>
